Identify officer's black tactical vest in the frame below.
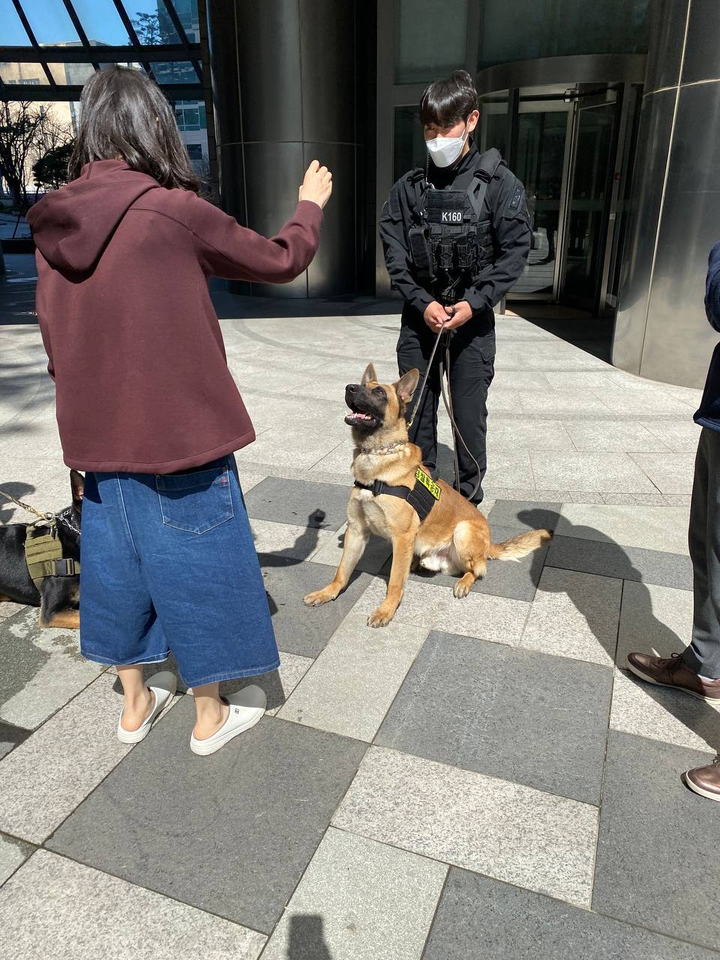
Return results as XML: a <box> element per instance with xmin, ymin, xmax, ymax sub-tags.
<box><xmin>405</xmin><ymin>149</ymin><xmax>503</xmax><ymax>302</ymax></box>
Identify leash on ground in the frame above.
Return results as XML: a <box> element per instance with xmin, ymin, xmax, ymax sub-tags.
<box><xmin>406</xmin><ymin>315</ymin><xmax>484</xmax><ymax>504</ymax></box>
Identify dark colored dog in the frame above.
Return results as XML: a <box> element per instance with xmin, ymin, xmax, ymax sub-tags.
<box><xmin>0</xmin><ymin>470</ymin><xmax>83</xmax><ymax>629</ymax></box>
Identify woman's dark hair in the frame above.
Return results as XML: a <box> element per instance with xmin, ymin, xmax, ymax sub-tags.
<box><xmin>419</xmin><ymin>70</ymin><xmax>479</xmax><ymax>128</ymax></box>
<box><xmin>69</xmin><ymin>65</ymin><xmax>200</xmax><ymax>192</ymax></box>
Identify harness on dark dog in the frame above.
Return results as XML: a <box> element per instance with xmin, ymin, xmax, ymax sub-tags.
<box><xmin>0</xmin><ymin>491</ymin><xmax>81</xmax><ymax>590</ymax></box>
<box><xmin>355</xmin><ymin>467</ymin><xmax>441</xmax><ymax>523</ymax></box>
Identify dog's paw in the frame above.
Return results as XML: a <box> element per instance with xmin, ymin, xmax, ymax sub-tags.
<box><xmin>367</xmin><ymin>607</ymin><xmax>394</xmax><ymax>628</ymax></box>
<box><xmin>453</xmin><ymin>578</ymin><xmax>473</xmax><ymax>599</ymax></box>
<box><xmin>303</xmin><ymin>589</ymin><xmax>335</xmax><ymax>607</ymax></box>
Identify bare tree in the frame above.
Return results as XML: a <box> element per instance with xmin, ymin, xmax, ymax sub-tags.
<box><xmin>0</xmin><ymin>102</ymin><xmax>73</xmax><ymax>211</ymax></box>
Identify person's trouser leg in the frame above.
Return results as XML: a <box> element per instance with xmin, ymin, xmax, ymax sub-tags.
<box><xmin>683</xmin><ymin>427</ymin><xmax>720</xmax><ymax>679</ymax></box>
<box><xmin>397</xmin><ymin>319</ymin><xmax>441</xmax><ymax>472</ymax></box>
<box><xmin>446</xmin><ymin>326</ymin><xmax>495</xmax><ymax>503</ymax></box>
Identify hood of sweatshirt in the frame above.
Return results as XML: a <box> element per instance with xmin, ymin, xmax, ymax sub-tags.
<box><xmin>27</xmin><ymin>159</ymin><xmax>160</xmax><ymax>273</ymax></box>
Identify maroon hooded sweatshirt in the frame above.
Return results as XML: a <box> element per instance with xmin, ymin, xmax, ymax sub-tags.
<box><xmin>27</xmin><ymin>159</ymin><xmax>323</xmax><ymax>474</ymax></box>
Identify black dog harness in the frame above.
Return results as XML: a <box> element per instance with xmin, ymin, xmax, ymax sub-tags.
<box><xmin>355</xmin><ymin>467</ymin><xmax>442</xmax><ymax>522</ymax></box>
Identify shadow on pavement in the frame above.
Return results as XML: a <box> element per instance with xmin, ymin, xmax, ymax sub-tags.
<box><xmin>520</xmin><ymin>507</ymin><xmax>720</xmax><ymax>757</ymax></box>
<box><xmin>287</xmin><ymin>914</ymin><xmax>333</xmax><ymax>960</ymax></box>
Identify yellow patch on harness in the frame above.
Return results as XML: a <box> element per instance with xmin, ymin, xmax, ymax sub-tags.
<box><xmin>415</xmin><ymin>468</ymin><xmax>441</xmax><ymax>500</ymax></box>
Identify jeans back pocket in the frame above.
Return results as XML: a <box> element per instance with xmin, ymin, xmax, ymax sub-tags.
<box><xmin>156</xmin><ymin>464</ymin><xmax>234</xmax><ymax>534</ymax></box>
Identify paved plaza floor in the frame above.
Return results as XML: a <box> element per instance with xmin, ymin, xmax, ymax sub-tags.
<box><xmin>1</xmin><ymin>293</ymin><xmax>719</xmax><ymax>958</ymax></box>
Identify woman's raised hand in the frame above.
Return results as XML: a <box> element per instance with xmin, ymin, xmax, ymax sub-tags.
<box><xmin>299</xmin><ymin>160</ymin><xmax>333</xmax><ymax>209</ymax></box>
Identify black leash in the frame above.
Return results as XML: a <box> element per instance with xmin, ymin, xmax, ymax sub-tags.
<box><xmin>406</xmin><ymin>318</ymin><xmax>484</xmax><ymax>504</ymax></box>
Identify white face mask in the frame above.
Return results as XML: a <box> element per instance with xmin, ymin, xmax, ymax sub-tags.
<box><xmin>426</xmin><ymin>122</ymin><xmax>469</xmax><ymax>168</ymax></box>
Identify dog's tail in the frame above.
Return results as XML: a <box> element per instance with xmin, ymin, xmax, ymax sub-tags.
<box><xmin>488</xmin><ymin>528</ymin><xmax>552</xmax><ymax>561</ymax></box>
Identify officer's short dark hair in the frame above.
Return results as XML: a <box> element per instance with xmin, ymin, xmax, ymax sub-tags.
<box><xmin>419</xmin><ymin>70</ymin><xmax>479</xmax><ymax>128</ymax></box>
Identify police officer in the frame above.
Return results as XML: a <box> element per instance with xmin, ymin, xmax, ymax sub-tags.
<box><xmin>380</xmin><ymin>70</ymin><xmax>531</xmax><ymax>504</ymax></box>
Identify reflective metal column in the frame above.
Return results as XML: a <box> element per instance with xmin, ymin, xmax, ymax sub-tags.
<box><xmin>614</xmin><ymin>0</ymin><xmax>720</xmax><ymax>387</ymax></box>
<box><xmin>205</xmin><ymin>0</ymin><xmax>375</xmax><ymax>298</ymax></box>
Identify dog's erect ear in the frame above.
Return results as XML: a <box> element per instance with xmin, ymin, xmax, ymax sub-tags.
<box><xmin>361</xmin><ymin>363</ymin><xmax>377</xmax><ymax>385</ymax></box>
<box><xmin>394</xmin><ymin>369</ymin><xmax>420</xmax><ymax>405</ymax></box>
<box><xmin>70</xmin><ymin>469</ymin><xmax>84</xmax><ymax>508</ymax></box>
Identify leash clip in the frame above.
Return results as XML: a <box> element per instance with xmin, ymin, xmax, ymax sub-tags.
<box><xmin>32</xmin><ymin>513</ymin><xmax>58</xmax><ymax>530</ymax></box>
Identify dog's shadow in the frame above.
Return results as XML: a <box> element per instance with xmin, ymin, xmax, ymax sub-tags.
<box><xmin>519</xmin><ymin>507</ymin><xmax>720</xmax><ymax>756</ymax></box>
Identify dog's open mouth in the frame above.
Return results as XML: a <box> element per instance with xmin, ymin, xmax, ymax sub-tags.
<box><xmin>344</xmin><ymin>401</ymin><xmax>379</xmax><ymax>429</ymax></box>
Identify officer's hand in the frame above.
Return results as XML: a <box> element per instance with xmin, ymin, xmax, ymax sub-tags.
<box><xmin>299</xmin><ymin>160</ymin><xmax>333</xmax><ymax>209</ymax></box>
<box><xmin>423</xmin><ymin>301</ymin><xmax>448</xmax><ymax>332</ymax></box>
<box><xmin>443</xmin><ymin>300</ymin><xmax>473</xmax><ymax>330</ymax></box>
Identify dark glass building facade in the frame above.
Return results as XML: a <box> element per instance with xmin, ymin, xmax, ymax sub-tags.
<box><xmin>2</xmin><ymin>0</ymin><xmax>719</xmax><ymax>387</ymax></box>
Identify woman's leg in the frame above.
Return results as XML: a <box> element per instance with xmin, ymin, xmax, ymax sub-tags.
<box><xmin>117</xmin><ymin>665</ymin><xmax>153</xmax><ymax>732</ymax></box>
<box><xmin>192</xmin><ymin>682</ymin><xmax>229</xmax><ymax>740</ymax></box>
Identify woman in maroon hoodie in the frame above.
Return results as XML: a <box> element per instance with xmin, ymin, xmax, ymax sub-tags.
<box><xmin>28</xmin><ymin>65</ymin><xmax>332</xmax><ymax>755</ymax></box>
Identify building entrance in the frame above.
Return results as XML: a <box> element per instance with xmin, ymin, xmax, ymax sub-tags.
<box><xmin>479</xmin><ymin>81</ymin><xmax>640</xmax><ymax>315</ymax></box>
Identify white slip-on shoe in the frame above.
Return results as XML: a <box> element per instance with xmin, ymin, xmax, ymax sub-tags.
<box><xmin>190</xmin><ymin>685</ymin><xmax>266</xmax><ymax>756</ymax></box>
<box><xmin>117</xmin><ymin>671</ymin><xmax>177</xmax><ymax>744</ymax></box>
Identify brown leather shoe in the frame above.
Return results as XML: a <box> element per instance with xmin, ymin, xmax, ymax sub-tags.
<box><xmin>683</xmin><ymin>759</ymin><xmax>720</xmax><ymax>801</ymax></box>
<box><xmin>626</xmin><ymin>652</ymin><xmax>720</xmax><ymax>701</ymax></box>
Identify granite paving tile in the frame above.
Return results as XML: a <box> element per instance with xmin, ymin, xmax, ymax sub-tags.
<box><xmin>0</xmin><ymin>674</ymin><xmax>175</xmax><ymax>844</ymax></box>
<box><xmin>237</xmin><ymin>470</ymin><xmax>266</xmax><ymax>493</ymax></box>
<box><xmin>482</xmin><ymin>449</ymin><xmax>536</xmax><ymax>490</ymax></box>
<box><xmin>593</xmin><ymin>731</ymin><xmax>720</xmax><ymax>951</ymax></box>
<box><xmin>0</xmin><ymin>601</ymin><xmax>26</xmax><ymax>621</ymax></box>
<box><xmin>529</xmin><ymin>452</ymin><xmax>657</xmax><ymax>494</ymax></box>
<box><xmin>610</xmin><ymin>668</ymin><xmax>720</xmax><ymax>754</ymax></box>
<box><xmin>261</xmin><ymin>828</ymin><xmax>446</xmax><ymax>960</ymax></box>
<box><xmin>555</xmin><ymin>503</ymin><xmax>691</xmax><ymax>554</ymax></box>
<box><xmin>423</xmin><ymin>868</ymin><xmax>719</xmax><ymax>960</ymax></box>
<box><xmin>643</xmin><ymin>420</ymin><xmax>702</xmax><ymax>452</ymax></box>
<box><xmin>219</xmin><ymin>650</ymin><xmax>314</xmax><ymax>717</ymax></box>
<box><xmin>0</xmin><ymin>850</ymin><xmax>267</xmax><ymax>959</ymax></box>
<box><xmin>243</xmin><ymin>475</ymin><xmax>351</xmax><ymax>530</ymax></box>
<box><xmin>0</xmin><ymin>608</ymin><xmax>105</xmax><ymax>731</ymax></box>
<box><xmin>352</xmin><ymin>577</ymin><xmax>531</xmax><ymax>643</ymax></box>
<box><xmin>376</xmin><ymin>631</ymin><xmax>612</xmax><ymax>804</ymax></box>
<box><xmin>486</xmin><ymin>419</ymin><xmax>573</xmax><ymax>451</ymax></box>
<box><xmin>279</xmin><ymin>615</ymin><xmax>428</xmax><ymax>741</ymax></box>
<box><xmin>47</xmin><ymin>704</ymin><xmax>367</xmax><ymax>935</ymax></box>
<box><xmin>615</xmin><ymin>580</ymin><xmax>694</xmax><ymax>666</ymax></box>
<box><xmin>235</xmin><ymin>430</ymin><xmax>346</xmax><ymax>471</ymax></box>
<box><xmin>309</xmin><ymin>522</ymin><xmax>392</xmax><ymax>575</ymax></box>
<box><xmin>522</xmin><ymin>567</ymin><xmax>622</xmax><ymax>667</ymax></box>
<box><xmin>0</xmin><ymin>720</ymin><xmax>30</xmax><ymax>761</ymax></box>
<box><xmin>546</xmin><ymin>535</ymin><xmax>693</xmax><ymax>591</ymax></box>
<box><xmin>259</xmin><ymin>556</ymin><xmax>371</xmax><ymax>658</ymax></box>
<box><xmin>487</xmin><ymin>500</ymin><xmax>562</xmax><ymax>532</ymax></box>
<box><xmin>564</xmin><ymin>420</ymin><xmax>669</xmax><ymax>453</ymax></box>
<box><xmin>250</xmin><ymin>517</ymin><xmax>335</xmax><ymax>561</ymax></box>
<box><xmin>333</xmin><ymin>746</ymin><xmax>598</xmax><ymax>906</ymax></box>
<box><xmin>0</xmin><ymin>833</ymin><xmax>35</xmax><ymax>887</ymax></box>
<box><xmin>630</xmin><ymin>452</ymin><xmax>696</xmax><ymax>495</ymax></box>
<box><xmin>600</xmin><ymin>393</ymin><xmax>695</xmax><ymax>415</ymax></box>
<box><xmin>307</xmin><ymin>438</ymin><xmax>359</xmax><ymax>476</ymax></box>
<box><xmin>519</xmin><ymin>391</ymin><xmax>612</xmax><ymax>417</ymax></box>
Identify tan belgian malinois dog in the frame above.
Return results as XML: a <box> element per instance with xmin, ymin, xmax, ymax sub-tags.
<box><xmin>304</xmin><ymin>363</ymin><xmax>552</xmax><ymax>627</ymax></box>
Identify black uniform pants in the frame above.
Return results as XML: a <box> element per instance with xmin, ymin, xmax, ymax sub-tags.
<box><xmin>397</xmin><ymin>305</ymin><xmax>495</xmax><ymax>504</ymax></box>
